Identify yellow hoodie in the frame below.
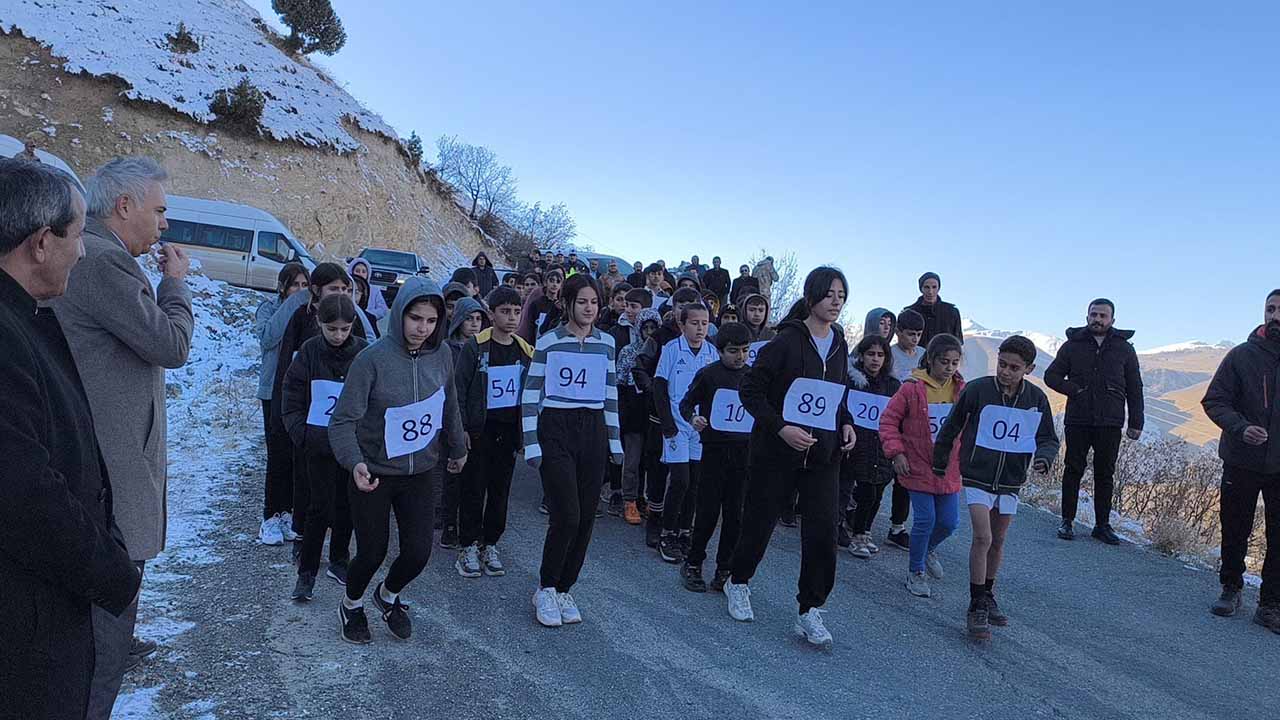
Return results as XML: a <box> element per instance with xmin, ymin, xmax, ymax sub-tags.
<box><xmin>912</xmin><ymin>367</ymin><xmax>956</xmax><ymax>404</ymax></box>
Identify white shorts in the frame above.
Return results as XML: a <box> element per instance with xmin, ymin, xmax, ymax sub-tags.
<box><xmin>964</xmin><ymin>487</ymin><xmax>1019</xmax><ymax>515</ymax></box>
<box><xmin>661</xmin><ymin>428</ymin><xmax>702</xmax><ymax>464</ymax></box>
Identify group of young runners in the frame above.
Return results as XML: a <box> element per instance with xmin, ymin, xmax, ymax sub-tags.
<box><xmin>251</xmin><ymin>255</ymin><xmax>1084</xmax><ymax>646</ymax></box>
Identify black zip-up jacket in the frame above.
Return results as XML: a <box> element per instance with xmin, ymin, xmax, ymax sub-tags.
<box><xmin>1203</xmin><ymin>326</ymin><xmax>1280</xmax><ymax>474</ymax></box>
<box><xmin>632</xmin><ymin>322</ymin><xmax>680</xmax><ymax>422</ymax></box>
<box><xmin>455</xmin><ymin>329</ymin><xmax>534</xmax><ymax>434</ymax></box>
<box><xmin>740</xmin><ymin>319</ymin><xmax>852</xmax><ymax>469</ymax></box>
<box><xmin>679</xmin><ymin>360</ymin><xmax>750</xmax><ymax>446</ymax></box>
<box><xmin>842</xmin><ymin>364</ymin><xmax>900</xmax><ymax>485</ymax></box>
<box><xmin>903</xmin><ymin>296</ymin><xmax>963</xmax><ymax>345</ymax></box>
<box><xmin>1045</xmin><ymin>326</ymin><xmax>1144</xmax><ymax>430</ymax></box>
<box><xmin>271</xmin><ymin>300</ymin><xmax>366</xmax><ymax>429</ymax></box>
<box><xmin>704</xmin><ymin>267</ymin><xmax>731</xmax><ymax>298</ymax></box>
<box><xmin>281</xmin><ymin>333</ymin><xmax>368</xmax><ymax>454</ymax></box>
<box><xmin>932</xmin><ymin>376</ymin><xmax>1060</xmax><ymax>494</ymax></box>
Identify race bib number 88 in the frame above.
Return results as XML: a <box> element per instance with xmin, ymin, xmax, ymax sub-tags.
<box><xmin>384</xmin><ymin>387</ymin><xmax>445</xmax><ymax>460</ymax></box>
<box><xmin>975</xmin><ymin>405</ymin><xmax>1042</xmax><ymax>453</ymax></box>
<box><xmin>782</xmin><ymin>378</ymin><xmax>845</xmax><ymax>431</ymax></box>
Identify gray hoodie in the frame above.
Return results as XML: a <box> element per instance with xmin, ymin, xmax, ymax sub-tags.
<box><xmin>328</xmin><ymin>277</ymin><xmax>466</xmax><ymax>477</ymax></box>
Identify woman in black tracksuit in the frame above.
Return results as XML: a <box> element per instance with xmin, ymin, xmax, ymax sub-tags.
<box><xmin>723</xmin><ymin>266</ymin><xmax>856</xmax><ymax>649</ymax></box>
<box><xmin>281</xmin><ymin>293</ymin><xmax>367</xmax><ymax>600</ymax></box>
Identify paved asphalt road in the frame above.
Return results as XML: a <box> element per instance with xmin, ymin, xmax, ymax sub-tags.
<box><xmin>126</xmin><ymin>457</ymin><xmax>1280</xmax><ymax>720</ymax></box>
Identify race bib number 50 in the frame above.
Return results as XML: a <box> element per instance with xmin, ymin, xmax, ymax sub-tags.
<box><xmin>384</xmin><ymin>387</ymin><xmax>445</xmax><ymax>459</ymax></box>
<box><xmin>975</xmin><ymin>405</ymin><xmax>1042</xmax><ymax>453</ymax></box>
<box><xmin>545</xmin><ymin>351</ymin><xmax>608</xmax><ymax>402</ymax></box>
<box><xmin>782</xmin><ymin>378</ymin><xmax>845</xmax><ymax>431</ymax></box>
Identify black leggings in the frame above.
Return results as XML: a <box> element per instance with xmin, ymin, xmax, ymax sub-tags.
<box><xmin>890</xmin><ymin>480</ymin><xmax>910</xmax><ymax>526</ymax></box>
<box><xmin>345</xmin><ymin>471</ymin><xmax>435</xmax><ymax>600</ymax></box>
<box><xmin>297</xmin><ymin>452</ymin><xmax>354</xmax><ymax>575</ymax></box>
<box><xmin>441</xmin><ymin>468</ymin><xmax>461</xmax><ymax>531</ymax></box>
<box><xmin>850</xmin><ymin>481</ymin><xmax>889</xmax><ymax>535</ymax></box>
<box><xmin>262</xmin><ymin>400</ymin><xmax>294</xmax><ymax>520</ymax></box>
<box><xmin>663</xmin><ymin>460</ymin><xmax>700</xmax><ymax>533</ymax></box>
<box><xmin>459</xmin><ymin>421</ymin><xmax>520</xmax><ymax>547</ymax></box>
<box><xmin>687</xmin><ymin>444</ymin><xmax>746</xmax><ymax>567</ymax></box>
<box><xmin>538</xmin><ymin>408</ymin><xmax>607</xmax><ymax>592</ymax></box>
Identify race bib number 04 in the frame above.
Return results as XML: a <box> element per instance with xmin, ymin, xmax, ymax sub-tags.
<box><xmin>928</xmin><ymin>403</ymin><xmax>953</xmax><ymax>441</ymax></box>
<box><xmin>975</xmin><ymin>405</ymin><xmax>1042</xmax><ymax>453</ymax></box>
<box><xmin>782</xmin><ymin>378</ymin><xmax>845</xmax><ymax>431</ymax></box>
<box><xmin>545</xmin><ymin>351</ymin><xmax>608</xmax><ymax>403</ymax></box>
<box><xmin>745</xmin><ymin>341</ymin><xmax>768</xmax><ymax>367</ymax></box>
<box><xmin>487</xmin><ymin>363</ymin><xmax>521</xmax><ymax>410</ymax></box>
<box><xmin>846</xmin><ymin>390</ymin><xmax>888</xmax><ymax>431</ymax></box>
<box><xmin>306</xmin><ymin>379</ymin><xmax>344</xmax><ymax>427</ymax></box>
<box><xmin>710</xmin><ymin>388</ymin><xmax>754</xmax><ymax>433</ymax></box>
<box><xmin>384</xmin><ymin>387</ymin><xmax>446</xmax><ymax>460</ymax></box>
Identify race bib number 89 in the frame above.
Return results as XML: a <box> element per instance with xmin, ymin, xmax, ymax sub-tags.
<box><xmin>975</xmin><ymin>405</ymin><xmax>1042</xmax><ymax>453</ymax></box>
<box><xmin>745</xmin><ymin>341</ymin><xmax>769</xmax><ymax>367</ymax></box>
<box><xmin>846</xmin><ymin>390</ymin><xmax>888</xmax><ymax>431</ymax></box>
<box><xmin>710</xmin><ymin>388</ymin><xmax>754</xmax><ymax>433</ymax></box>
<box><xmin>545</xmin><ymin>351</ymin><xmax>608</xmax><ymax>402</ymax></box>
<box><xmin>384</xmin><ymin>387</ymin><xmax>445</xmax><ymax>459</ymax></box>
<box><xmin>487</xmin><ymin>363</ymin><xmax>521</xmax><ymax>410</ymax></box>
<box><xmin>306</xmin><ymin>379</ymin><xmax>343</xmax><ymax>427</ymax></box>
<box><xmin>782</xmin><ymin>378</ymin><xmax>845</xmax><ymax>431</ymax></box>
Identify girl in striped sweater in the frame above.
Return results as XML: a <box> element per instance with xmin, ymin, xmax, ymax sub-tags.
<box><xmin>521</xmin><ymin>273</ymin><xmax>624</xmax><ymax>628</ymax></box>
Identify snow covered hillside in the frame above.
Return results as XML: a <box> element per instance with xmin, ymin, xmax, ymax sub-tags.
<box><xmin>1139</xmin><ymin>340</ymin><xmax>1235</xmax><ymax>355</ymax></box>
<box><xmin>961</xmin><ymin>318</ymin><xmax>1064</xmax><ymax>355</ymax></box>
<box><xmin>1</xmin><ymin>0</ymin><xmax>395</xmax><ymax>152</ymax></box>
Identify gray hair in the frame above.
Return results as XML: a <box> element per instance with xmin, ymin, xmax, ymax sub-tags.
<box><xmin>85</xmin><ymin>156</ymin><xmax>168</xmax><ymax>220</ymax></box>
<box><xmin>0</xmin><ymin>158</ymin><xmax>82</xmax><ymax>255</ymax></box>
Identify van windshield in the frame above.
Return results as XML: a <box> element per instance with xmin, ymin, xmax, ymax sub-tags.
<box><xmin>288</xmin><ymin>237</ymin><xmax>314</xmax><ymax>260</ymax></box>
<box><xmin>361</xmin><ymin>249</ymin><xmax>418</xmax><ymax>272</ymax></box>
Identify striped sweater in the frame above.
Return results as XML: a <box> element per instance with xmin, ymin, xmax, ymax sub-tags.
<box><xmin>521</xmin><ymin>325</ymin><xmax>623</xmax><ymax>466</ymax></box>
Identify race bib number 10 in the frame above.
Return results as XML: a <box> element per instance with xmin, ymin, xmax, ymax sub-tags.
<box><xmin>384</xmin><ymin>387</ymin><xmax>445</xmax><ymax>459</ymax></box>
<box><xmin>710</xmin><ymin>388</ymin><xmax>754</xmax><ymax>433</ymax></box>
<box><xmin>846</xmin><ymin>390</ymin><xmax>889</xmax><ymax>431</ymax></box>
<box><xmin>487</xmin><ymin>363</ymin><xmax>521</xmax><ymax>410</ymax></box>
<box><xmin>306</xmin><ymin>380</ymin><xmax>344</xmax><ymax>427</ymax></box>
<box><xmin>745</xmin><ymin>341</ymin><xmax>769</xmax><ymax>366</ymax></box>
<box><xmin>782</xmin><ymin>378</ymin><xmax>845</xmax><ymax>431</ymax></box>
<box><xmin>545</xmin><ymin>351</ymin><xmax>608</xmax><ymax>402</ymax></box>
<box><xmin>928</xmin><ymin>403</ymin><xmax>954</xmax><ymax>441</ymax></box>
<box><xmin>975</xmin><ymin>405</ymin><xmax>1042</xmax><ymax>453</ymax></box>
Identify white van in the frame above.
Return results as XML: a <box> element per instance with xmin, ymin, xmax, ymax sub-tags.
<box><xmin>161</xmin><ymin>196</ymin><xmax>317</xmax><ymax>291</ymax></box>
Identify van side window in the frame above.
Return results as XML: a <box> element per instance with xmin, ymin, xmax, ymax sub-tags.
<box><xmin>161</xmin><ymin>219</ymin><xmax>200</xmax><ymax>246</ymax></box>
<box><xmin>257</xmin><ymin>231</ymin><xmax>289</xmax><ymax>262</ymax></box>
<box><xmin>200</xmin><ymin>225</ymin><xmax>253</xmax><ymax>253</ymax></box>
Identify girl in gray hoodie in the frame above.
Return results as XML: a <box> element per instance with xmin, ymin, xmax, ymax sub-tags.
<box><xmin>328</xmin><ymin>277</ymin><xmax>467</xmax><ymax>644</ymax></box>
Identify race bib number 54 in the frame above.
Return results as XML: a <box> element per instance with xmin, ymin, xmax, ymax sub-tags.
<box><xmin>487</xmin><ymin>364</ymin><xmax>521</xmax><ymax>409</ymax></box>
<box><xmin>782</xmin><ymin>378</ymin><xmax>845</xmax><ymax>431</ymax></box>
<box><xmin>975</xmin><ymin>405</ymin><xmax>1042</xmax><ymax>453</ymax></box>
<box><xmin>384</xmin><ymin>387</ymin><xmax>445</xmax><ymax>459</ymax></box>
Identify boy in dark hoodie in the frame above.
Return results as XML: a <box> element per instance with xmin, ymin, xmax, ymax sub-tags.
<box><xmin>281</xmin><ymin>293</ymin><xmax>368</xmax><ymax>600</ymax></box>
<box><xmin>329</xmin><ymin>277</ymin><xmax>467</xmax><ymax>644</ymax></box>
<box><xmin>842</xmin><ymin>334</ymin><xmax>901</xmax><ymax>558</ymax></box>
<box><xmin>439</xmin><ymin>296</ymin><xmax>487</xmax><ymax>550</ymax></box>
<box><xmin>679</xmin><ymin>322</ymin><xmax>754</xmax><ymax>593</ymax></box>
<box><xmin>618</xmin><ymin>307</ymin><xmax>661</xmax><ymax>524</ymax></box>
<box><xmin>453</xmin><ymin>287</ymin><xmax>534</xmax><ymax>578</ymax></box>
<box><xmin>741</xmin><ymin>293</ymin><xmax>775</xmax><ymax>343</ymax></box>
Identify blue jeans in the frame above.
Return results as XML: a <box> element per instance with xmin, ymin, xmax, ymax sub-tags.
<box><xmin>908</xmin><ymin>490</ymin><xmax>960</xmax><ymax>573</ymax></box>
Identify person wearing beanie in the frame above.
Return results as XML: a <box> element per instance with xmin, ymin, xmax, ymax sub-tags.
<box><xmin>902</xmin><ymin>272</ymin><xmax>963</xmax><ymax>346</ymax></box>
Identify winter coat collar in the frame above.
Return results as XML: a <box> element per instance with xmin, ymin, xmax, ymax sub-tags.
<box><xmin>0</xmin><ymin>267</ymin><xmax>36</xmax><ymax>315</ymax></box>
<box><xmin>1064</xmin><ymin>326</ymin><xmax>1135</xmax><ymax>342</ymax></box>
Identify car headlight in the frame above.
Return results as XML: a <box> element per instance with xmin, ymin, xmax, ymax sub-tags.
<box><xmin>396</xmin><ymin>276</ymin><xmax>407</xmax><ymax>285</ymax></box>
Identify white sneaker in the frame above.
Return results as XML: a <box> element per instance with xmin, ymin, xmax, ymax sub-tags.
<box><xmin>906</xmin><ymin>571</ymin><xmax>932</xmax><ymax>598</ymax></box>
<box><xmin>848</xmin><ymin>538</ymin><xmax>872</xmax><ymax>559</ymax></box>
<box><xmin>279</xmin><ymin>512</ymin><xmax>300</xmax><ymax>542</ymax></box>
<box><xmin>480</xmin><ymin>545</ymin><xmax>505</xmax><ymax>576</ymax></box>
<box><xmin>925</xmin><ymin>551</ymin><xmax>944</xmax><ymax>580</ymax></box>
<box><xmin>557</xmin><ymin>592</ymin><xmax>582</xmax><ymax>624</ymax></box>
<box><xmin>794</xmin><ymin>608</ymin><xmax>833</xmax><ymax>648</ymax></box>
<box><xmin>533</xmin><ymin>588</ymin><xmax>562</xmax><ymax>627</ymax></box>
<box><xmin>864</xmin><ymin>535</ymin><xmax>880</xmax><ymax>554</ymax></box>
<box><xmin>724</xmin><ymin>578</ymin><xmax>754</xmax><ymax>622</ymax></box>
<box><xmin>258</xmin><ymin>515</ymin><xmax>284</xmax><ymax>546</ymax></box>
<box><xmin>456</xmin><ymin>543</ymin><xmax>482</xmax><ymax>578</ymax></box>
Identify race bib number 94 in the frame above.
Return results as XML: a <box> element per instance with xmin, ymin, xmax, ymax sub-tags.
<box><xmin>545</xmin><ymin>351</ymin><xmax>608</xmax><ymax>402</ymax></box>
<box><xmin>306</xmin><ymin>380</ymin><xmax>344</xmax><ymax>427</ymax></box>
<box><xmin>928</xmin><ymin>403</ymin><xmax>954</xmax><ymax>441</ymax></box>
<box><xmin>384</xmin><ymin>387</ymin><xmax>446</xmax><ymax>460</ymax></box>
<box><xmin>846</xmin><ymin>390</ymin><xmax>889</xmax><ymax>431</ymax></box>
<box><xmin>745</xmin><ymin>341</ymin><xmax>769</xmax><ymax>367</ymax></box>
<box><xmin>975</xmin><ymin>405</ymin><xmax>1042</xmax><ymax>453</ymax></box>
<box><xmin>487</xmin><ymin>363</ymin><xmax>521</xmax><ymax>410</ymax></box>
<box><xmin>710</xmin><ymin>388</ymin><xmax>754</xmax><ymax>433</ymax></box>
<box><xmin>782</xmin><ymin>378</ymin><xmax>845</xmax><ymax>431</ymax></box>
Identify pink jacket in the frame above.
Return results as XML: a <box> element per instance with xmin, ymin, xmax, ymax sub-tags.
<box><xmin>879</xmin><ymin>374</ymin><xmax>965</xmax><ymax>495</ymax></box>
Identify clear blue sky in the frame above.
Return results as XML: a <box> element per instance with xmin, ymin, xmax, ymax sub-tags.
<box><xmin>247</xmin><ymin>1</ymin><xmax>1276</xmax><ymax>348</ymax></box>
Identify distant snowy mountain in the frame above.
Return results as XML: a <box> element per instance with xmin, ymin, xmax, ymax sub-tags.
<box><xmin>961</xmin><ymin>318</ymin><xmax>1065</xmax><ymax>355</ymax></box>
<box><xmin>1138</xmin><ymin>340</ymin><xmax>1235</xmax><ymax>356</ymax></box>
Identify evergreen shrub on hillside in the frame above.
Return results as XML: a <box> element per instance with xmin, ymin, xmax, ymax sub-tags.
<box><xmin>272</xmin><ymin>0</ymin><xmax>347</xmax><ymax>56</ymax></box>
<box><xmin>209</xmin><ymin>78</ymin><xmax>266</xmax><ymax>135</ymax></box>
<box><xmin>167</xmin><ymin>22</ymin><xmax>200</xmax><ymax>54</ymax></box>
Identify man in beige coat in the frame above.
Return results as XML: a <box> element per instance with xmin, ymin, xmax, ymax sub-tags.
<box><xmin>52</xmin><ymin>156</ymin><xmax>194</xmax><ymax>720</ymax></box>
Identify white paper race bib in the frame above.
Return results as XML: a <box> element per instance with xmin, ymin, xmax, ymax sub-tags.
<box><xmin>710</xmin><ymin>388</ymin><xmax>754</xmax><ymax>433</ymax></box>
<box><xmin>306</xmin><ymin>380</ymin><xmax>344</xmax><ymax>427</ymax></box>
<box><xmin>975</xmin><ymin>405</ymin><xmax>1041</xmax><ymax>453</ymax></box>
<box><xmin>536</xmin><ymin>312</ymin><xmax>548</xmax><ymax>332</ymax></box>
<box><xmin>650</xmin><ymin>294</ymin><xmax>666</xmax><ymax>310</ymax></box>
<box><xmin>545</xmin><ymin>351</ymin><xmax>608</xmax><ymax>402</ymax></box>
<box><xmin>745</xmin><ymin>341</ymin><xmax>769</xmax><ymax>367</ymax></box>
<box><xmin>782</xmin><ymin>378</ymin><xmax>845</xmax><ymax>431</ymax></box>
<box><xmin>928</xmin><ymin>403</ymin><xmax>954</xmax><ymax>441</ymax></box>
<box><xmin>846</xmin><ymin>390</ymin><xmax>889</xmax><ymax>431</ymax></box>
<box><xmin>487</xmin><ymin>363</ymin><xmax>521</xmax><ymax>410</ymax></box>
<box><xmin>383</xmin><ymin>387</ymin><xmax>446</xmax><ymax>460</ymax></box>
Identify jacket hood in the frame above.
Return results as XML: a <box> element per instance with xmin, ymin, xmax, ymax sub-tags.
<box><xmin>442</xmin><ymin>281</ymin><xmax>471</xmax><ymax>300</ymax></box>
<box><xmin>448</xmin><ymin>296</ymin><xmax>486</xmax><ymax>338</ymax></box>
<box><xmin>676</xmin><ymin>272</ymin><xmax>703</xmax><ymax>290</ymax></box>
<box><xmin>631</xmin><ymin>308</ymin><xmax>662</xmax><ymax>345</ymax></box>
<box><xmin>348</xmin><ymin>257</ymin><xmax>371</xmax><ymax>276</ymax></box>
<box><xmin>386</xmin><ymin>276</ymin><xmax>444</xmax><ymax>351</ymax></box>
<box><xmin>863</xmin><ymin>307</ymin><xmax>896</xmax><ymax>340</ymax></box>
<box><xmin>1249</xmin><ymin>324</ymin><xmax>1280</xmax><ymax>355</ymax></box>
<box><xmin>911</xmin><ymin>366</ymin><xmax>962</xmax><ymax>390</ymax></box>
<box><xmin>1064</xmin><ymin>326</ymin><xmax>1136</xmax><ymax>342</ymax></box>
<box><xmin>471</xmin><ymin>252</ymin><xmax>491</xmax><ymax>267</ymax></box>
<box><xmin>848</xmin><ymin>365</ymin><xmax>869</xmax><ymax>389</ymax></box>
<box><xmin>741</xmin><ymin>292</ymin><xmax>771</xmax><ymax>326</ymax></box>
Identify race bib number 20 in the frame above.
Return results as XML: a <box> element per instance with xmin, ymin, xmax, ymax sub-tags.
<box><xmin>846</xmin><ymin>390</ymin><xmax>888</xmax><ymax>431</ymax></box>
<box><xmin>782</xmin><ymin>378</ymin><xmax>845</xmax><ymax>431</ymax></box>
<box><xmin>384</xmin><ymin>387</ymin><xmax>445</xmax><ymax>459</ymax></box>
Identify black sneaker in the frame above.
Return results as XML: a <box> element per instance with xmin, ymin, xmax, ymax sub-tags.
<box><xmin>710</xmin><ymin>567</ymin><xmax>732</xmax><ymax>593</ymax></box>
<box><xmin>659</xmin><ymin>535</ymin><xmax>684</xmax><ymax>563</ymax></box>
<box><xmin>372</xmin><ymin>583</ymin><xmax>412</xmax><ymax>640</ymax></box>
<box><xmin>645</xmin><ymin>513</ymin><xmax>662</xmax><ymax>548</ymax></box>
<box><xmin>326</xmin><ymin>560</ymin><xmax>349</xmax><ymax>586</ymax></box>
<box><xmin>778</xmin><ymin>510</ymin><xmax>797</xmax><ymax>528</ymax></box>
<box><xmin>129</xmin><ymin>637</ymin><xmax>158</xmax><ymax>660</ymax></box>
<box><xmin>837</xmin><ymin>523</ymin><xmax>853</xmax><ymax>548</ymax></box>
<box><xmin>682</xmin><ymin>562</ymin><xmax>707</xmax><ymax>592</ymax></box>
<box><xmin>1092</xmin><ymin>525</ymin><xmax>1121</xmax><ymax>545</ymax></box>
<box><xmin>1057</xmin><ymin>520</ymin><xmax>1075</xmax><ymax>541</ymax></box>
<box><xmin>1211</xmin><ymin>587</ymin><xmax>1242</xmax><ymax>617</ymax></box>
<box><xmin>986</xmin><ymin>593</ymin><xmax>1008</xmax><ymax>626</ymax></box>
<box><xmin>607</xmin><ymin>493</ymin><xmax>624</xmax><ymax>517</ymax></box>
<box><xmin>1253</xmin><ymin>604</ymin><xmax>1280</xmax><ymax>634</ymax></box>
<box><xmin>678</xmin><ymin>533</ymin><xmax>692</xmax><ymax>556</ymax></box>
<box><xmin>339</xmin><ymin>602</ymin><xmax>372</xmax><ymax>644</ymax></box>
<box><xmin>292</xmin><ymin>571</ymin><xmax>316</xmax><ymax>602</ymax></box>
<box><xmin>439</xmin><ymin>524</ymin><xmax>460</xmax><ymax>550</ymax></box>
<box><xmin>885</xmin><ymin>528</ymin><xmax>910</xmax><ymax>550</ymax></box>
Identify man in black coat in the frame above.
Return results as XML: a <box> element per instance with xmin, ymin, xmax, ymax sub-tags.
<box><xmin>902</xmin><ymin>271</ymin><xmax>963</xmax><ymax>346</ymax></box>
<box><xmin>0</xmin><ymin>159</ymin><xmax>140</xmax><ymax>720</ymax></box>
<box><xmin>1045</xmin><ymin>298</ymin><xmax>1145</xmax><ymax>544</ymax></box>
<box><xmin>1202</xmin><ymin>289</ymin><xmax>1280</xmax><ymax>630</ymax></box>
<box><xmin>703</xmin><ymin>256</ymin><xmax>731</xmax><ymax>308</ymax></box>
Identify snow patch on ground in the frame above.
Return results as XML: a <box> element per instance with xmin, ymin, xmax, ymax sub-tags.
<box><xmin>112</xmin><ymin>685</ymin><xmax>163</xmax><ymax>719</ymax></box>
<box><xmin>2</xmin><ymin>0</ymin><xmax>396</xmax><ymax>152</ymax></box>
